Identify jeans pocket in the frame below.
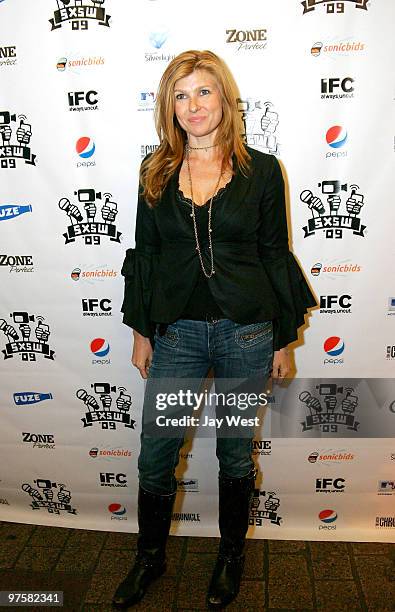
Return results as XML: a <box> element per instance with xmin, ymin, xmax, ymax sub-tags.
<box><xmin>156</xmin><ymin>323</ymin><xmax>179</xmax><ymax>348</ymax></box>
<box><xmin>234</xmin><ymin>321</ymin><xmax>272</xmax><ymax>348</ymax></box>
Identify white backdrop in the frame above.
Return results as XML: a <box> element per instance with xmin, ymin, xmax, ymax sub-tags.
<box><xmin>0</xmin><ymin>0</ymin><xmax>394</xmax><ymax>542</ymax></box>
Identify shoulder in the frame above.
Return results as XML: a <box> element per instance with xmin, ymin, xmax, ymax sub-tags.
<box><xmin>244</xmin><ymin>146</ymin><xmax>281</xmax><ymax>181</ymax></box>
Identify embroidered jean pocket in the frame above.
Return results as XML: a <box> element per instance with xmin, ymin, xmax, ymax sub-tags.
<box><xmin>234</xmin><ymin>321</ymin><xmax>272</xmax><ymax>348</ymax></box>
<box><xmin>156</xmin><ymin>324</ymin><xmax>179</xmax><ymax>348</ymax></box>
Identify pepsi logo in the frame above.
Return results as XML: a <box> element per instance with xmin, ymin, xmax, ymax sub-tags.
<box><xmin>108</xmin><ymin>503</ymin><xmax>126</xmax><ymax>516</ymax></box>
<box><xmin>326</xmin><ymin>126</ymin><xmax>347</xmax><ymax>148</ymax></box>
<box><xmin>319</xmin><ymin>509</ymin><xmax>337</xmax><ymax>523</ymax></box>
<box><xmin>76</xmin><ymin>136</ymin><xmax>95</xmax><ymax>159</ymax></box>
<box><xmin>90</xmin><ymin>338</ymin><xmax>110</xmax><ymax>357</ymax></box>
<box><xmin>324</xmin><ymin>336</ymin><xmax>345</xmax><ymax>356</ymax></box>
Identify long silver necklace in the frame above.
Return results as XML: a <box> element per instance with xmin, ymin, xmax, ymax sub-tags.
<box><xmin>185</xmin><ymin>144</ymin><xmax>222</xmax><ymax>278</ymax></box>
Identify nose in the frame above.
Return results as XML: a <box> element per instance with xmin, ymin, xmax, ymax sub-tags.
<box><xmin>189</xmin><ymin>95</ymin><xmax>200</xmax><ymax>114</ymax></box>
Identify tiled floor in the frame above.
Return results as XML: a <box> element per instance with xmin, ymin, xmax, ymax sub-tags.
<box><xmin>0</xmin><ymin>521</ymin><xmax>394</xmax><ymax>611</ymax></box>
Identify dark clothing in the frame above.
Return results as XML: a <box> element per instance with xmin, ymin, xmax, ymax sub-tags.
<box><xmin>121</xmin><ymin>147</ymin><xmax>317</xmax><ymax>350</ymax></box>
<box><xmin>176</xmin><ymin>186</ymin><xmax>227</xmax><ymax>321</ymax></box>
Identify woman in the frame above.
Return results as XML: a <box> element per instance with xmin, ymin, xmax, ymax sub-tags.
<box><xmin>113</xmin><ymin>50</ymin><xmax>316</xmax><ymax>609</ymax></box>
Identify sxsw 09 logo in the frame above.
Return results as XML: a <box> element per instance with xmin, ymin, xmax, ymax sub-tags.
<box><xmin>301</xmin><ymin>0</ymin><xmax>369</xmax><ymax>14</ymax></box>
<box><xmin>49</xmin><ymin>1</ymin><xmax>111</xmax><ymax>31</ymax></box>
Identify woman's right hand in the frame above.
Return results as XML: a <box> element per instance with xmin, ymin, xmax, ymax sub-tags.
<box><xmin>131</xmin><ymin>330</ymin><xmax>153</xmax><ymax>379</ymax></box>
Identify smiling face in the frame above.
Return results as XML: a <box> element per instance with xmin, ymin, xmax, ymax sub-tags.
<box><xmin>173</xmin><ymin>69</ymin><xmax>223</xmax><ymax>145</ymax></box>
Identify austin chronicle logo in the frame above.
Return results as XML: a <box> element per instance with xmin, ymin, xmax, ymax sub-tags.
<box><xmin>0</xmin><ymin>312</ymin><xmax>54</xmax><ymax>361</ymax></box>
<box><xmin>58</xmin><ymin>188</ymin><xmax>122</xmax><ymax>245</ymax></box>
<box><xmin>299</xmin><ymin>383</ymin><xmax>359</xmax><ymax>433</ymax></box>
<box><xmin>50</xmin><ymin>1</ymin><xmax>111</xmax><ymax>31</ymax></box>
<box><xmin>249</xmin><ymin>488</ymin><xmax>282</xmax><ymax>526</ymax></box>
<box><xmin>300</xmin><ymin>180</ymin><xmax>366</xmax><ymax>238</ymax></box>
<box><xmin>237</xmin><ymin>99</ymin><xmax>279</xmax><ymax>155</ymax></box>
<box><xmin>77</xmin><ymin>382</ymin><xmax>136</xmax><ymax>430</ymax></box>
<box><xmin>22</xmin><ymin>478</ymin><xmax>77</xmax><ymax>515</ymax></box>
<box><xmin>301</xmin><ymin>0</ymin><xmax>369</xmax><ymax>14</ymax></box>
<box><xmin>0</xmin><ymin>111</ymin><xmax>36</xmax><ymax>168</ymax></box>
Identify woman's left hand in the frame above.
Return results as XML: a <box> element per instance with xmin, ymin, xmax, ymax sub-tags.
<box><xmin>271</xmin><ymin>347</ymin><xmax>290</xmax><ymax>380</ymax></box>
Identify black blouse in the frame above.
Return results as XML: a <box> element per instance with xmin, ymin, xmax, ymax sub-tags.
<box><xmin>121</xmin><ymin>147</ymin><xmax>317</xmax><ymax>350</ymax></box>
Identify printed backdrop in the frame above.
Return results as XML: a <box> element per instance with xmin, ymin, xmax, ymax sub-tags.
<box><xmin>0</xmin><ymin>0</ymin><xmax>394</xmax><ymax>542</ymax></box>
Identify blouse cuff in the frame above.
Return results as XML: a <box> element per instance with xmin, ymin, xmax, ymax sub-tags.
<box><xmin>121</xmin><ymin>247</ymin><xmax>158</xmax><ymax>339</ymax></box>
<box><xmin>262</xmin><ymin>251</ymin><xmax>317</xmax><ymax>351</ymax></box>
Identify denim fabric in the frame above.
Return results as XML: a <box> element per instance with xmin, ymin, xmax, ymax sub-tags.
<box><xmin>138</xmin><ymin>318</ymin><xmax>273</xmax><ymax>495</ymax></box>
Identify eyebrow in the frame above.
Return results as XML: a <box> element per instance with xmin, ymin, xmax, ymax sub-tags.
<box><xmin>174</xmin><ymin>85</ymin><xmax>212</xmax><ymax>93</ymax></box>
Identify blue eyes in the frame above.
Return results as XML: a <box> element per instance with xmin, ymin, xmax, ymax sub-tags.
<box><xmin>175</xmin><ymin>89</ymin><xmax>210</xmax><ymax>100</ymax></box>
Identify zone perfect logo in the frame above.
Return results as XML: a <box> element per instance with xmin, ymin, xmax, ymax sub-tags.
<box><xmin>300</xmin><ymin>180</ymin><xmax>366</xmax><ymax>239</ymax></box>
<box><xmin>58</xmin><ymin>188</ymin><xmax>121</xmax><ymax>245</ymax></box>
<box><xmin>299</xmin><ymin>383</ymin><xmax>359</xmax><ymax>434</ymax></box>
<box><xmin>0</xmin><ymin>45</ymin><xmax>17</xmax><ymax>67</ymax></box>
<box><xmin>49</xmin><ymin>1</ymin><xmax>111</xmax><ymax>31</ymax></box>
<box><xmin>0</xmin><ymin>311</ymin><xmax>55</xmax><ymax>362</ymax></box>
<box><xmin>252</xmin><ymin>440</ymin><xmax>271</xmax><ymax>456</ymax></box>
<box><xmin>0</xmin><ymin>203</ymin><xmax>32</xmax><ymax>222</ymax></box>
<box><xmin>68</xmin><ymin>91</ymin><xmax>99</xmax><ymax>112</ymax></box>
<box><xmin>319</xmin><ymin>295</ymin><xmax>352</xmax><ymax>314</ymax></box>
<box><xmin>321</xmin><ymin>78</ymin><xmax>354</xmax><ymax>100</ymax></box>
<box><xmin>318</xmin><ymin>509</ymin><xmax>337</xmax><ymax>530</ymax></box>
<box><xmin>225</xmin><ymin>28</ymin><xmax>267</xmax><ymax>52</ymax></box>
<box><xmin>0</xmin><ymin>254</ymin><xmax>34</xmax><ymax>273</ymax></box>
<box><xmin>22</xmin><ymin>432</ymin><xmax>55</xmax><ymax>450</ymax></box>
<box><xmin>82</xmin><ymin>298</ymin><xmax>112</xmax><ymax>317</ymax></box>
<box><xmin>76</xmin><ymin>382</ymin><xmax>135</xmax><ymax>430</ymax></box>
<box><xmin>302</xmin><ymin>1</ymin><xmax>369</xmax><ymax>15</ymax></box>
<box><xmin>14</xmin><ymin>392</ymin><xmax>53</xmax><ymax>405</ymax></box>
<box><xmin>0</xmin><ymin>111</ymin><xmax>36</xmax><ymax>168</ymax></box>
<box><xmin>22</xmin><ymin>478</ymin><xmax>77</xmax><ymax>515</ymax></box>
<box><xmin>237</xmin><ymin>99</ymin><xmax>279</xmax><ymax>156</ymax></box>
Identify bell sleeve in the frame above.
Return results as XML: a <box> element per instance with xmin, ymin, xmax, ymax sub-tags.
<box><xmin>258</xmin><ymin>155</ymin><xmax>317</xmax><ymax>351</ymax></box>
<box><xmin>121</xmin><ymin>187</ymin><xmax>160</xmax><ymax>339</ymax></box>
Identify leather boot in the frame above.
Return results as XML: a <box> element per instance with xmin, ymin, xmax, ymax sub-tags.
<box><xmin>112</xmin><ymin>486</ymin><xmax>175</xmax><ymax>609</ymax></box>
<box><xmin>207</xmin><ymin>467</ymin><xmax>256</xmax><ymax>609</ymax></box>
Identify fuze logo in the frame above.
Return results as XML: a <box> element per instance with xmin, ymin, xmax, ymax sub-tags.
<box><xmin>302</xmin><ymin>0</ymin><xmax>369</xmax><ymax>15</ymax></box>
<box><xmin>49</xmin><ymin>1</ymin><xmax>111</xmax><ymax>31</ymax></box>
<box><xmin>90</xmin><ymin>338</ymin><xmax>110</xmax><ymax>357</ymax></box>
<box><xmin>76</xmin><ymin>136</ymin><xmax>95</xmax><ymax>158</ymax></box>
<box><xmin>324</xmin><ymin>336</ymin><xmax>344</xmax><ymax>356</ymax></box>
<box><xmin>326</xmin><ymin>125</ymin><xmax>347</xmax><ymax>148</ymax></box>
<box><xmin>14</xmin><ymin>392</ymin><xmax>53</xmax><ymax>405</ymax></box>
<box><xmin>0</xmin><ymin>204</ymin><xmax>32</xmax><ymax>221</ymax></box>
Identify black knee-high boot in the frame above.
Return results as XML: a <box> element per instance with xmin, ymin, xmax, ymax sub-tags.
<box><xmin>112</xmin><ymin>486</ymin><xmax>176</xmax><ymax>609</ymax></box>
<box><xmin>207</xmin><ymin>468</ymin><xmax>256</xmax><ymax>609</ymax></box>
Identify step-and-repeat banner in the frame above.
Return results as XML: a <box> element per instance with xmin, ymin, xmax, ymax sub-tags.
<box><xmin>0</xmin><ymin>0</ymin><xmax>394</xmax><ymax>542</ymax></box>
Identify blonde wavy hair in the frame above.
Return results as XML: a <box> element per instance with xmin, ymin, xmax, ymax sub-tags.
<box><xmin>140</xmin><ymin>49</ymin><xmax>250</xmax><ymax>207</ymax></box>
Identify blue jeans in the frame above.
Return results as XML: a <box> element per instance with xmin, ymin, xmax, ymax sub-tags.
<box><xmin>138</xmin><ymin>318</ymin><xmax>273</xmax><ymax>495</ymax></box>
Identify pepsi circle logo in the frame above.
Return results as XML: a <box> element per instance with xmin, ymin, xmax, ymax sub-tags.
<box><xmin>324</xmin><ymin>336</ymin><xmax>345</xmax><ymax>356</ymax></box>
<box><xmin>319</xmin><ymin>509</ymin><xmax>337</xmax><ymax>523</ymax></box>
<box><xmin>90</xmin><ymin>338</ymin><xmax>110</xmax><ymax>357</ymax></box>
<box><xmin>76</xmin><ymin>136</ymin><xmax>95</xmax><ymax>158</ymax></box>
<box><xmin>108</xmin><ymin>503</ymin><xmax>126</xmax><ymax>516</ymax></box>
<box><xmin>326</xmin><ymin>126</ymin><xmax>347</xmax><ymax>148</ymax></box>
